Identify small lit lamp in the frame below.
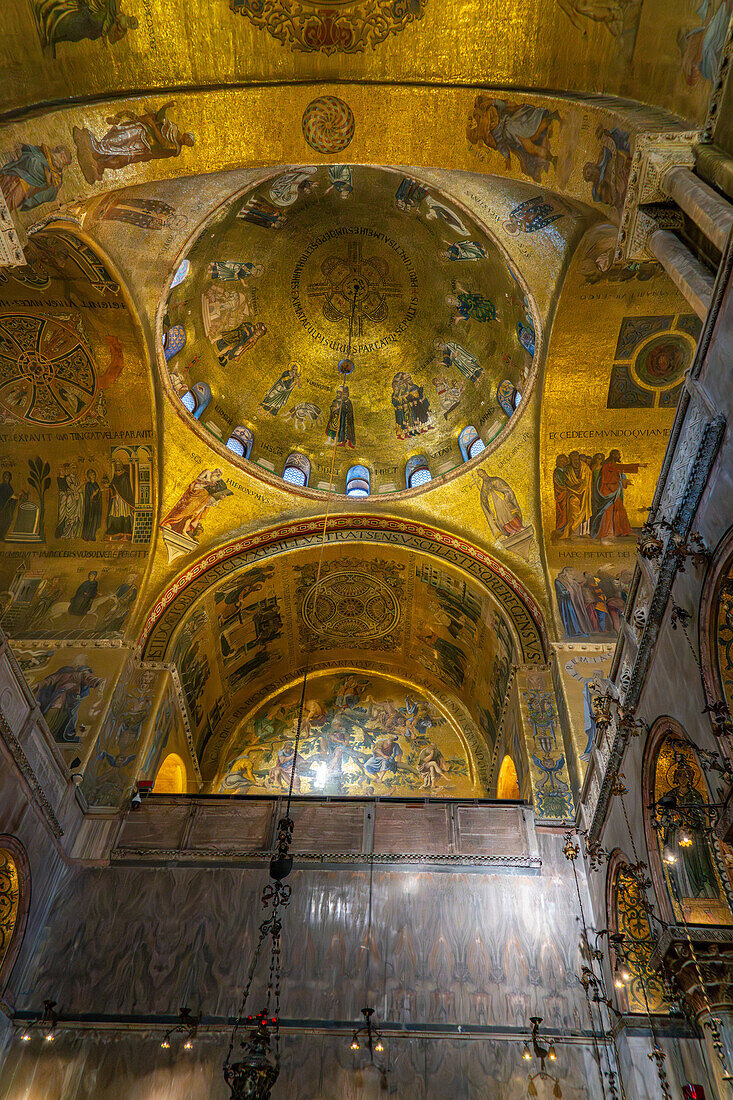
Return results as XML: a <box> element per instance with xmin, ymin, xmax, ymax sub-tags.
<box><xmin>523</xmin><ymin>1042</ymin><xmax>532</xmax><ymax>1061</ymax></box>
<box><xmin>679</xmin><ymin>830</ymin><xmax>693</xmax><ymax>848</ymax></box>
<box><xmin>548</xmin><ymin>1044</ymin><xmax>557</xmax><ymax>1062</ymax></box>
<box><xmin>663</xmin><ymin>846</ymin><xmax>677</xmax><ymax>865</ymax></box>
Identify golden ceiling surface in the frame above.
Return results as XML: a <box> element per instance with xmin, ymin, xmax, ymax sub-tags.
<box><xmin>164</xmin><ymin>166</ymin><xmax>533</xmax><ymax>494</ymax></box>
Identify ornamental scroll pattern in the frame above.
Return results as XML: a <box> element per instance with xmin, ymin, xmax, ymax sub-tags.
<box><xmin>228</xmin><ymin>0</ymin><xmax>427</xmax><ymax>53</ymax></box>
<box><xmin>614</xmin><ymin>865</ymin><xmax>666</xmax><ymax>1014</ymax></box>
<box><xmin>0</xmin><ymin>849</ymin><xmax>19</xmax><ymax>971</ymax></box>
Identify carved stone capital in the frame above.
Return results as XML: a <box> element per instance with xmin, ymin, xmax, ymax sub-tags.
<box><xmin>616</xmin><ymin>130</ymin><xmax>699</xmax><ymax>262</ymax></box>
<box><xmin>649</xmin><ymin>925</ymin><xmax>733</xmax><ymax>1015</ymax></box>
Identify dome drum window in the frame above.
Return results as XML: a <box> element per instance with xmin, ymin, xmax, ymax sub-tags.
<box><xmin>226</xmin><ymin>426</ymin><xmax>254</xmax><ymax>459</ymax></box>
<box><xmin>458</xmin><ymin>425</ymin><xmax>485</xmax><ymax>462</ymax></box>
<box><xmin>346</xmin><ymin>465</ymin><xmax>370</xmax><ymax>497</ymax></box>
<box><xmin>282</xmin><ymin>452</ymin><xmax>311</xmax><ymax>487</ymax></box>
<box><xmin>170</xmin><ymin>259</ymin><xmax>190</xmax><ymax>290</ymax></box>
<box><xmin>405</xmin><ymin>454</ymin><xmax>432</xmax><ymax>489</ymax></box>
<box><xmin>163</xmin><ymin>323</ymin><xmax>187</xmax><ymax>362</ymax></box>
<box><xmin>180</xmin><ymin>382</ymin><xmax>211</xmax><ymax>421</ymax></box>
<box><xmin>497</xmin><ymin>379</ymin><xmax>522</xmax><ymax>418</ymax></box>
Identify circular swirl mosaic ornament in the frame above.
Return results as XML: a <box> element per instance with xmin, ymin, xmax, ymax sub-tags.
<box><xmin>302</xmin><ymin>96</ymin><xmax>355</xmax><ymax>155</ymax></box>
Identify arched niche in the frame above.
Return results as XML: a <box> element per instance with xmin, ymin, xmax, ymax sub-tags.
<box><xmin>0</xmin><ymin>837</ymin><xmax>30</xmax><ymax>996</ymax></box>
<box><xmin>0</xmin><ymin>228</ymin><xmax>156</xmax><ymax>650</ymax></box>
<box><xmin>605</xmin><ymin>848</ymin><xmax>666</xmax><ymax>1015</ymax></box>
<box><xmin>213</xmin><ymin>669</ymin><xmax>487</xmax><ymax>798</ymax></box>
<box><xmin>642</xmin><ymin>718</ymin><xmax>733</xmax><ymax>927</ymax></box>
<box><xmin>153</xmin><ymin>752</ymin><xmax>187</xmax><ymax>794</ymax></box>
<box><xmin>496</xmin><ymin>754</ymin><xmax>520</xmax><ymax>799</ymax></box>
<box><xmin>699</xmin><ymin>523</ymin><xmax>733</xmax><ymax>742</ymax></box>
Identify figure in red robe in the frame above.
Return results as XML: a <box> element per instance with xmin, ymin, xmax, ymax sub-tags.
<box><xmin>591</xmin><ymin>450</ymin><xmax>645</xmax><ymax>538</ymax></box>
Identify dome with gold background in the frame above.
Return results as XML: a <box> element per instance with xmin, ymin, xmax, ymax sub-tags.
<box><xmin>162</xmin><ymin>165</ymin><xmax>536</xmax><ymax>496</ymax></box>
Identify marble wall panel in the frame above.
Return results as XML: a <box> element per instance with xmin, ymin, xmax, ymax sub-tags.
<box><xmin>16</xmin><ymin>835</ymin><xmax>590</xmax><ymax>1033</ymax></box>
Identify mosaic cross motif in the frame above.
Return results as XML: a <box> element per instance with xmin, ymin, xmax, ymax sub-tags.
<box><xmin>307</xmin><ymin>239</ymin><xmax>402</xmax><ymax>336</ymax></box>
<box><xmin>0</xmin><ymin>314</ymin><xmax>96</xmax><ymax>425</ymax></box>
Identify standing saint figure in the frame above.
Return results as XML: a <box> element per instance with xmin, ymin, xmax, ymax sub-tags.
<box><xmin>216</xmin><ymin>320</ymin><xmax>267</xmax><ymax>365</ymax></box>
<box><xmin>438</xmin><ymin>340</ymin><xmax>483</xmax><ymax>382</ymax></box>
<box><xmin>73</xmin><ymin>104</ymin><xmax>195</xmax><ymax>185</ymax></box>
<box><xmin>55</xmin><ymin>462</ymin><xmax>83</xmax><ymax>540</ymax></box>
<box><xmin>325</xmin><ymin>386</ymin><xmax>356</xmax><ymax>448</ymax></box>
<box><xmin>106</xmin><ymin>460</ymin><xmax>135</xmax><ymax>541</ymax></box>
<box><xmin>391</xmin><ymin>372</ymin><xmax>433</xmax><ymax>438</ymax></box>
<box><xmin>662</xmin><ymin>759</ymin><xmax>721</xmax><ymax>902</ymax></box>
<box><xmin>0</xmin><ymin>472</ymin><xmax>17</xmax><ymax>541</ymax></box>
<box><xmin>477</xmin><ymin>472</ymin><xmax>525</xmax><ymax>538</ymax></box>
<box><xmin>590</xmin><ymin>449</ymin><xmax>645</xmax><ymax>538</ymax></box>
<box><xmin>260</xmin><ymin>364</ymin><xmax>301</xmax><ymax>416</ymax></box>
<box><xmin>554</xmin><ymin>451</ymin><xmax>593</xmax><ymax>538</ymax></box>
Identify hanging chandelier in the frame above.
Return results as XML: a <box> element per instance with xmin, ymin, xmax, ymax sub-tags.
<box><xmin>222</xmin><ymin>833</ymin><xmax>292</xmax><ymax>1100</ymax></box>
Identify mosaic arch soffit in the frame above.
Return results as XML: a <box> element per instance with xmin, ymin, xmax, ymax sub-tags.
<box><xmin>3</xmin><ymin>87</ymin><xmax>698</xmax><ymax>245</ymax></box>
<box><xmin>137</xmin><ymin>517</ymin><xmax>547</xmax><ymax>664</ymax></box>
<box><xmin>0</xmin><ymin>225</ymin><xmax>159</xmax><ymax>645</ymax></box>
<box><xmin>214</xmin><ymin>664</ymin><xmax>493</xmax><ymax>791</ymax></box>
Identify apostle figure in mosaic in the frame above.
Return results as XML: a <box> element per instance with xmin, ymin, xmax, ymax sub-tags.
<box><xmin>260</xmin><ymin>363</ymin><xmax>301</xmax><ymax>416</ymax></box>
<box><xmin>73</xmin><ymin>104</ymin><xmax>194</xmax><ymax>185</ymax></box>
<box><xmin>325</xmin><ymin>386</ymin><xmax>356</xmax><ymax>447</ymax></box>
<box><xmin>391</xmin><ymin>372</ymin><xmax>434</xmax><ymax>438</ymax></box>
<box><xmin>215</xmin><ymin>320</ymin><xmax>267</xmax><ymax>365</ymax></box>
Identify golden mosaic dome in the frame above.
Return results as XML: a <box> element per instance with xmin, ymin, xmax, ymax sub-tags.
<box><xmin>162</xmin><ymin>165</ymin><xmax>535</xmax><ymax>495</ymax></box>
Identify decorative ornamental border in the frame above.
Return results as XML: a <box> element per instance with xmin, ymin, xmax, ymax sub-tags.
<box><xmin>111</xmin><ymin>846</ymin><xmax>542</xmax><ymax>870</ymax></box>
<box><xmin>138</xmin><ymin>516</ymin><xmax>548</xmax><ymax>664</ymax></box>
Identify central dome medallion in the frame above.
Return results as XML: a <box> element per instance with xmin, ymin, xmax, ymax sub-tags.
<box><xmin>163</xmin><ymin>166</ymin><xmax>535</xmax><ymax>495</ymax></box>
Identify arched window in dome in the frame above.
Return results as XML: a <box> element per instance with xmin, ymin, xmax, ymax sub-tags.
<box><xmin>496</xmin><ymin>754</ymin><xmax>520</xmax><ymax>799</ymax></box>
<box><xmin>497</xmin><ymin>380</ymin><xmax>521</xmax><ymax>418</ymax></box>
<box><xmin>458</xmin><ymin>425</ymin><xmax>485</xmax><ymax>462</ymax></box>
<box><xmin>179</xmin><ymin>382</ymin><xmax>211</xmax><ymax>421</ymax></box>
<box><xmin>170</xmin><ymin>259</ymin><xmax>190</xmax><ymax>290</ymax></box>
<box><xmin>282</xmin><ymin>452</ymin><xmax>310</xmax><ymax>488</ymax></box>
<box><xmin>226</xmin><ymin>427</ymin><xmax>254</xmax><ymax>459</ymax></box>
<box><xmin>153</xmin><ymin>753</ymin><xmax>187</xmax><ymax>794</ymax></box>
<box><xmin>346</xmin><ymin>465</ymin><xmax>370</xmax><ymax>497</ymax></box>
<box><xmin>163</xmin><ymin>323</ymin><xmax>186</xmax><ymax>362</ymax></box>
<box><xmin>405</xmin><ymin>455</ymin><xmax>432</xmax><ymax>489</ymax></box>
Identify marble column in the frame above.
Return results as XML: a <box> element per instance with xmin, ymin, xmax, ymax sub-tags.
<box><xmin>648</xmin><ymin>228</ymin><xmax>716</xmax><ymax>320</ymax></box>
<box><xmin>662</xmin><ymin>165</ymin><xmax>733</xmax><ymax>253</ymax></box>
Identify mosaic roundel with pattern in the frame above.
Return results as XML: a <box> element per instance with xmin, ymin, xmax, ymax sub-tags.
<box><xmin>301</xmin><ymin>570</ymin><xmax>401</xmax><ymax>639</ymax></box>
<box><xmin>0</xmin><ymin>314</ymin><xmax>97</xmax><ymax>425</ymax></box>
